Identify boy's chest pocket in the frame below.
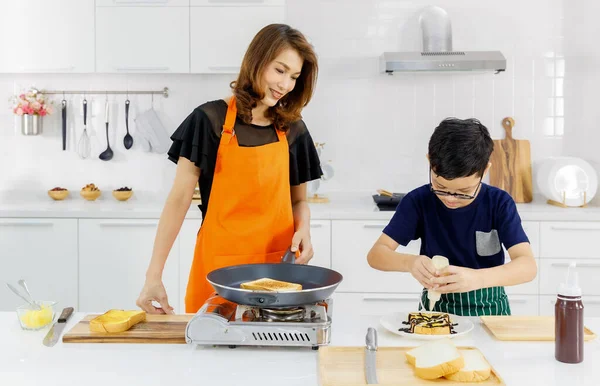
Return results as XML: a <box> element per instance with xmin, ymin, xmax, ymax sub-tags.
<box><xmin>476</xmin><ymin>230</ymin><xmax>501</xmax><ymax>256</ymax></box>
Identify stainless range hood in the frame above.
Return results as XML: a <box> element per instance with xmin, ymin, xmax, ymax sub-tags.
<box><xmin>380</xmin><ymin>6</ymin><xmax>506</xmax><ymax>74</ymax></box>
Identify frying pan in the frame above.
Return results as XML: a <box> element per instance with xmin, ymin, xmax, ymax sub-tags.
<box><xmin>206</xmin><ymin>248</ymin><xmax>343</xmax><ymax>307</ymax></box>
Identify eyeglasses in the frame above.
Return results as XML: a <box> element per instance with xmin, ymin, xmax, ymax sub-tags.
<box><xmin>429</xmin><ymin>169</ymin><xmax>482</xmax><ymax>200</ymax></box>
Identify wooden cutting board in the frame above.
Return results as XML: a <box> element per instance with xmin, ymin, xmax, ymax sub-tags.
<box><xmin>480</xmin><ymin>316</ymin><xmax>597</xmax><ymax>341</ymax></box>
<box><xmin>62</xmin><ymin>314</ymin><xmax>194</xmax><ymax>344</ymax></box>
<box><xmin>489</xmin><ymin>117</ymin><xmax>533</xmax><ymax>203</ymax></box>
<box><xmin>318</xmin><ymin>346</ymin><xmax>504</xmax><ymax>385</ymax></box>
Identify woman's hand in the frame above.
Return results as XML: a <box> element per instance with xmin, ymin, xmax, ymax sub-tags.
<box><xmin>430</xmin><ymin>265</ymin><xmax>484</xmax><ymax>293</ymax></box>
<box><xmin>410</xmin><ymin>255</ymin><xmax>437</xmax><ymax>289</ymax></box>
<box><xmin>136</xmin><ymin>279</ymin><xmax>174</xmax><ymax>314</ymax></box>
<box><xmin>291</xmin><ymin>227</ymin><xmax>314</xmax><ymax>264</ymax></box>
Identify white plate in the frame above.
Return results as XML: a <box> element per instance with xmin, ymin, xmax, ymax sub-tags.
<box><xmin>379</xmin><ymin>312</ymin><xmax>474</xmax><ymax>340</ymax></box>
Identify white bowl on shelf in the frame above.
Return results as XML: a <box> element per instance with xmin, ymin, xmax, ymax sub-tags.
<box><xmin>536</xmin><ymin>157</ymin><xmax>598</xmax><ymax>206</ymax></box>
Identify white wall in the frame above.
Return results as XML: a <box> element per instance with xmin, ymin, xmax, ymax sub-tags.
<box><xmin>0</xmin><ymin>0</ymin><xmax>576</xmax><ymax>198</ymax></box>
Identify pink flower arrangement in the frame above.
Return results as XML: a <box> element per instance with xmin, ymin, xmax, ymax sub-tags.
<box><xmin>10</xmin><ymin>90</ymin><xmax>53</xmax><ymax>116</ymax></box>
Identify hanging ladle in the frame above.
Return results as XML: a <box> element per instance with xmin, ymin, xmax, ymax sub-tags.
<box><xmin>99</xmin><ymin>98</ymin><xmax>114</xmax><ymax>161</ymax></box>
<box><xmin>123</xmin><ymin>99</ymin><xmax>133</xmax><ymax>149</ymax></box>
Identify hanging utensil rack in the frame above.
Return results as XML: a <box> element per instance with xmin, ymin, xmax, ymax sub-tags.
<box><xmin>32</xmin><ymin>87</ymin><xmax>169</xmax><ymax>98</ymax></box>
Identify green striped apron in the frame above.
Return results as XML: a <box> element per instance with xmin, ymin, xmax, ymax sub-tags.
<box><xmin>419</xmin><ymin>287</ymin><xmax>511</xmax><ymax>316</ymax></box>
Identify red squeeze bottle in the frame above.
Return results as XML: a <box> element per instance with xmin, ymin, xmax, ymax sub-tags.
<box><xmin>555</xmin><ymin>262</ymin><xmax>584</xmax><ymax>364</ymax></box>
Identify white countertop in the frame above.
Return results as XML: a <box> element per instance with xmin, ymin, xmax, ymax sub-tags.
<box><xmin>1</xmin><ymin>309</ymin><xmax>598</xmax><ymax>386</ymax></box>
<box><xmin>2</xmin><ymin>190</ymin><xmax>600</xmax><ymax>221</ymax></box>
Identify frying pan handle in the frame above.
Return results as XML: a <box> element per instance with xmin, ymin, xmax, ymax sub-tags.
<box><xmin>281</xmin><ymin>247</ymin><xmax>296</xmax><ymax>264</ymax></box>
<box><xmin>243</xmin><ymin>293</ymin><xmax>279</xmax><ymax>306</ymax></box>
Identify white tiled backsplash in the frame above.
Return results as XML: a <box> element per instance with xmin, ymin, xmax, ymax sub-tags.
<box><xmin>1</xmin><ymin>0</ymin><xmax>598</xmax><ymax>198</ymax></box>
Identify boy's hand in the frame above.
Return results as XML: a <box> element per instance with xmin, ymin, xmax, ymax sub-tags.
<box><xmin>429</xmin><ymin>265</ymin><xmax>484</xmax><ymax>293</ymax></box>
<box><xmin>410</xmin><ymin>255</ymin><xmax>437</xmax><ymax>289</ymax></box>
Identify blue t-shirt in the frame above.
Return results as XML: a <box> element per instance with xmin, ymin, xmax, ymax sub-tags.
<box><xmin>383</xmin><ymin>183</ymin><xmax>529</xmax><ymax>269</ymax></box>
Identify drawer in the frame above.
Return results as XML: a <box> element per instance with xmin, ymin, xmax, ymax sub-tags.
<box><xmin>332</xmin><ymin>220</ymin><xmax>422</xmax><ymax>293</ymax></box>
<box><xmin>308</xmin><ymin>220</ymin><xmax>331</xmax><ymax>269</ymax></box>
<box><xmin>540</xmin><ymin>222</ymin><xmax>600</xmax><ymax>258</ymax></box>
<box><xmin>540</xmin><ymin>295</ymin><xmax>600</xmax><ymax>317</ymax></box>
<box><xmin>507</xmin><ymin>295</ymin><xmax>539</xmax><ymax>316</ymax></box>
<box><xmin>539</xmin><ymin>259</ymin><xmax>600</xmax><ymax>295</ymax></box>
<box><xmin>331</xmin><ymin>292</ymin><xmax>422</xmax><ymax>318</ymax></box>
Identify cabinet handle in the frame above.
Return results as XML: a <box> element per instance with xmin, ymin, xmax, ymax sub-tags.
<box><xmin>362</xmin><ymin>296</ymin><xmax>418</xmax><ymax>302</ymax></box>
<box><xmin>508</xmin><ymin>298</ymin><xmax>528</xmax><ymax>303</ymax></box>
<box><xmin>208</xmin><ymin>0</ymin><xmax>266</xmax><ymax>4</ymax></box>
<box><xmin>550</xmin><ymin>225</ymin><xmax>600</xmax><ymax>231</ymax></box>
<box><xmin>114</xmin><ymin>0</ymin><xmax>170</xmax><ymax>4</ymax></box>
<box><xmin>207</xmin><ymin>66</ymin><xmax>241</xmax><ymax>72</ymax></box>
<box><xmin>310</xmin><ymin>224</ymin><xmax>323</xmax><ymax>229</ymax></box>
<box><xmin>363</xmin><ymin>224</ymin><xmax>386</xmax><ymax>229</ymax></box>
<box><xmin>0</xmin><ymin>221</ymin><xmax>53</xmax><ymax>227</ymax></box>
<box><xmin>551</xmin><ymin>263</ymin><xmax>600</xmax><ymax>268</ymax></box>
<box><xmin>20</xmin><ymin>66</ymin><xmax>74</xmax><ymax>72</ymax></box>
<box><xmin>115</xmin><ymin>66</ymin><xmax>170</xmax><ymax>72</ymax></box>
<box><xmin>99</xmin><ymin>222</ymin><xmax>158</xmax><ymax>227</ymax></box>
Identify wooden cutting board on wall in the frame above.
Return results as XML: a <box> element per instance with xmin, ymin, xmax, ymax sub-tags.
<box><xmin>489</xmin><ymin>117</ymin><xmax>533</xmax><ymax>203</ymax></box>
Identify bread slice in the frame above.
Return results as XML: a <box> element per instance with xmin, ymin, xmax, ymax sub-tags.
<box><xmin>444</xmin><ymin>349</ymin><xmax>491</xmax><ymax>382</ymax></box>
<box><xmin>404</xmin><ymin>312</ymin><xmax>454</xmax><ymax>335</ymax></box>
<box><xmin>89</xmin><ymin>310</ymin><xmax>146</xmax><ymax>333</ymax></box>
<box><xmin>240</xmin><ymin>278</ymin><xmax>302</xmax><ymax>292</ymax></box>
<box><xmin>405</xmin><ymin>338</ymin><xmax>456</xmax><ymax>366</ymax></box>
<box><xmin>406</xmin><ymin>338</ymin><xmax>465</xmax><ymax>380</ymax></box>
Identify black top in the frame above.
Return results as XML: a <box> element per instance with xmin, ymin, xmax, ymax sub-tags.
<box><xmin>168</xmin><ymin>100</ymin><xmax>323</xmax><ymax>218</ymax></box>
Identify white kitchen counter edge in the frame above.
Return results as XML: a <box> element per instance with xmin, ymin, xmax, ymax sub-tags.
<box><xmin>2</xmin><ymin>191</ymin><xmax>600</xmax><ymax>221</ymax></box>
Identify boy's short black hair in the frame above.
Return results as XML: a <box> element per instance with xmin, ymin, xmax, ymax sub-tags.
<box><xmin>428</xmin><ymin>118</ymin><xmax>494</xmax><ymax>179</ymax></box>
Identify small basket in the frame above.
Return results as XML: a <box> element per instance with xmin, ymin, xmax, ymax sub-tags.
<box><xmin>48</xmin><ymin>190</ymin><xmax>69</xmax><ymax>201</ymax></box>
<box><xmin>112</xmin><ymin>190</ymin><xmax>133</xmax><ymax>201</ymax></box>
<box><xmin>80</xmin><ymin>190</ymin><xmax>101</xmax><ymax>201</ymax></box>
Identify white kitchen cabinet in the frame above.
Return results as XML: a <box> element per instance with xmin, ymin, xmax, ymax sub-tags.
<box><xmin>190</xmin><ymin>5</ymin><xmax>285</xmax><ymax>73</ymax></box>
<box><xmin>540</xmin><ymin>222</ymin><xmax>600</xmax><ymax>259</ymax></box>
<box><xmin>309</xmin><ymin>220</ymin><xmax>331</xmax><ymax>268</ymax></box>
<box><xmin>0</xmin><ymin>219</ymin><xmax>78</xmax><ymax>312</ymax></box>
<box><xmin>179</xmin><ymin>219</ymin><xmax>201</xmax><ymax>312</ymax></box>
<box><xmin>95</xmin><ymin>6</ymin><xmax>190</xmax><ymax>73</ymax></box>
<box><xmin>0</xmin><ymin>0</ymin><xmax>95</xmax><ymax>73</ymax></box>
<box><xmin>332</xmin><ymin>220</ymin><xmax>422</xmax><ymax>294</ymax></box>
<box><xmin>331</xmin><ymin>293</ymin><xmax>421</xmax><ymax>318</ymax></box>
<box><xmin>539</xmin><ymin>259</ymin><xmax>600</xmax><ymax>296</ymax></box>
<box><xmin>78</xmin><ymin>219</ymin><xmax>180</xmax><ymax>312</ymax></box>
<box><xmin>97</xmin><ymin>0</ymin><xmax>189</xmax><ymax>6</ymax></box>
<box><xmin>507</xmin><ymin>295</ymin><xmax>539</xmax><ymax>316</ymax></box>
<box><xmin>540</xmin><ymin>295</ymin><xmax>600</xmax><ymax>317</ymax></box>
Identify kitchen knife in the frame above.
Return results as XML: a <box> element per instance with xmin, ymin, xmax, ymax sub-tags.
<box><xmin>43</xmin><ymin>307</ymin><xmax>74</xmax><ymax>347</ymax></box>
<box><xmin>365</xmin><ymin>327</ymin><xmax>379</xmax><ymax>384</ymax></box>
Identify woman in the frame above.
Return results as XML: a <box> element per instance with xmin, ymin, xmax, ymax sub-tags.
<box><xmin>136</xmin><ymin>24</ymin><xmax>322</xmax><ymax>314</ymax></box>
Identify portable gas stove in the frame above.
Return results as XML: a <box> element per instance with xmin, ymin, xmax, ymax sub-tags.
<box><xmin>185</xmin><ymin>294</ymin><xmax>332</xmax><ymax>350</ymax></box>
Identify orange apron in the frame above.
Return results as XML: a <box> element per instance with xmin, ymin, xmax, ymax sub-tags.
<box><xmin>185</xmin><ymin>96</ymin><xmax>295</xmax><ymax>313</ymax></box>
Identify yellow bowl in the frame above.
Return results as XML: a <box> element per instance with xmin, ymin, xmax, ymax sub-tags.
<box><xmin>48</xmin><ymin>190</ymin><xmax>69</xmax><ymax>201</ymax></box>
<box><xmin>80</xmin><ymin>190</ymin><xmax>101</xmax><ymax>201</ymax></box>
<box><xmin>112</xmin><ymin>190</ymin><xmax>133</xmax><ymax>201</ymax></box>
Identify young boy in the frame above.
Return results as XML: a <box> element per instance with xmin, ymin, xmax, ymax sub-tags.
<box><xmin>367</xmin><ymin>118</ymin><xmax>537</xmax><ymax>316</ymax></box>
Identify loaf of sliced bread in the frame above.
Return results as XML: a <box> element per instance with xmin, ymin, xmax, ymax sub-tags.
<box><xmin>89</xmin><ymin>310</ymin><xmax>146</xmax><ymax>333</ymax></box>
<box><xmin>240</xmin><ymin>278</ymin><xmax>302</xmax><ymax>292</ymax></box>
<box><xmin>405</xmin><ymin>338</ymin><xmax>464</xmax><ymax>380</ymax></box>
<box><xmin>444</xmin><ymin>349</ymin><xmax>491</xmax><ymax>382</ymax></box>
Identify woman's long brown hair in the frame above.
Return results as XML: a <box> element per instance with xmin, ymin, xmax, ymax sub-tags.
<box><xmin>230</xmin><ymin>24</ymin><xmax>318</xmax><ymax>131</ymax></box>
